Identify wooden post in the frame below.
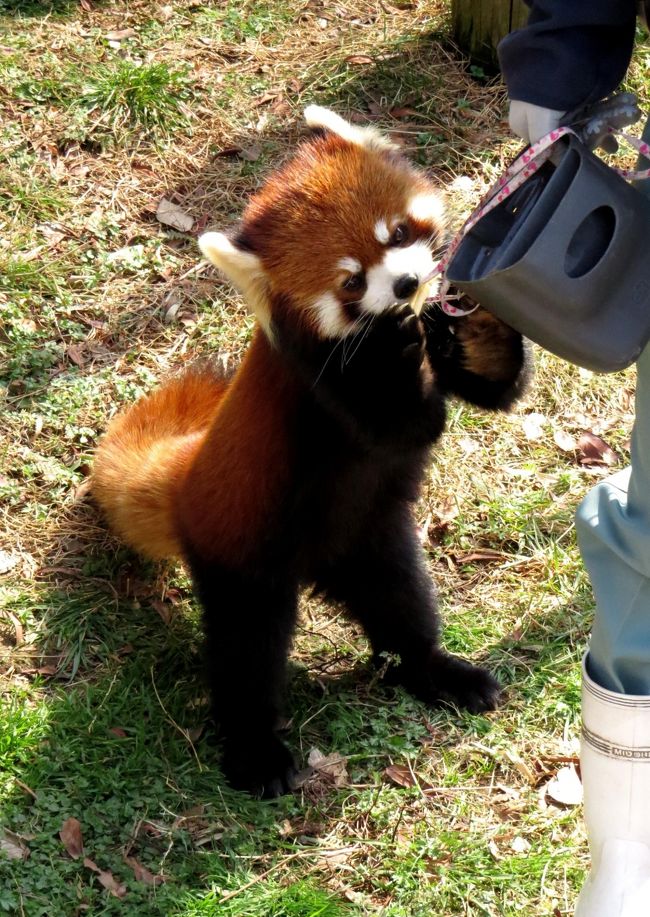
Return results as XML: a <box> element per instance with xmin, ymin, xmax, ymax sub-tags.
<box><xmin>451</xmin><ymin>0</ymin><xmax>529</xmax><ymax>70</ymax></box>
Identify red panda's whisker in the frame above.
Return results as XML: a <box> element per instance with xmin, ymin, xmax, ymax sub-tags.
<box><xmin>312</xmin><ymin>335</ymin><xmax>347</xmax><ymax>389</ymax></box>
<box><xmin>344</xmin><ymin>313</ymin><xmax>376</xmax><ymax>367</ymax></box>
<box><xmin>342</xmin><ymin>313</ymin><xmax>370</xmax><ymax>367</ymax></box>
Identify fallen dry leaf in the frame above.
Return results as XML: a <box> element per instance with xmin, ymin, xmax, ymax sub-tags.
<box><xmin>60</xmin><ymin>817</ymin><xmax>84</xmax><ymax>859</ymax></box>
<box><xmin>456</xmin><ymin>549</ymin><xmax>506</xmax><ymax>565</ymax></box>
<box><xmin>156</xmin><ymin>198</ymin><xmax>194</xmax><ymax>233</ymax></box>
<box><xmin>488</xmin><ymin>837</ymin><xmax>502</xmax><ymax>860</ymax></box>
<box><xmin>307</xmin><ymin>747</ymin><xmax>348</xmax><ymax>786</ymax></box>
<box><xmin>504</xmin><ymin>749</ymin><xmax>537</xmax><ymax>785</ymax></box>
<box><xmin>84</xmin><ymin>858</ymin><xmax>127</xmax><ymax>898</ymax></box>
<box><xmin>317</xmin><ymin>844</ymin><xmax>358</xmax><ymax>867</ymax></box>
<box><xmin>1</xmin><ymin>830</ymin><xmax>30</xmax><ymax>861</ymax></box>
<box><xmin>66</xmin><ymin>343</ymin><xmax>86</xmax><ymax>367</ymax></box>
<box><xmin>151</xmin><ymin>599</ymin><xmax>173</xmax><ymax>625</ymax></box>
<box><xmin>384</xmin><ymin>764</ymin><xmax>416</xmax><ymax>788</ymax></box>
<box><xmin>545</xmin><ymin>764</ymin><xmax>583</xmax><ymax>807</ymax></box>
<box><xmin>105</xmin><ymin>28</ymin><xmax>137</xmax><ymax>41</ymax></box>
<box><xmin>553</xmin><ymin>429</ymin><xmax>576</xmax><ymax>453</ymax></box>
<box><xmin>345</xmin><ymin>54</ymin><xmax>374</xmax><ymax>65</ymax></box>
<box><xmin>390</xmin><ymin>106</ymin><xmax>421</xmax><ymax>119</ymax></box>
<box><xmin>74</xmin><ymin>479</ymin><xmax>93</xmax><ymax>503</ymax></box>
<box><xmin>238</xmin><ymin>144</ymin><xmax>262</xmax><ymax>162</ymax></box>
<box><xmin>0</xmin><ymin>608</ymin><xmax>23</xmax><ymax>645</ymax></box>
<box><xmin>124</xmin><ymin>855</ymin><xmax>165</xmax><ymax>886</ymax></box>
<box><xmin>251</xmin><ymin>91</ymin><xmax>277</xmax><ymax>108</ymax></box>
<box><xmin>510</xmin><ymin>835</ymin><xmax>531</xmax><ymax>854</ymax></box>
<box><xmin>578</xmin><ymin>431</ymin><xmax>619</xmax><ymax>467</ymax></box>
<box><xmin>458</xmin><ymin>436</ymin><xmax>478</xmax><ymax>456</ymax></box>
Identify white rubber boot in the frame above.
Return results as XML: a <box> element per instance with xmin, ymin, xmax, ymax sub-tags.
<box><xmin>576</xmin><ymin>655</ymin><xmax>650</xmax><ymax>916</ymax></box>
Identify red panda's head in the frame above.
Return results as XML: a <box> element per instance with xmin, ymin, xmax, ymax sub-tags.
<box><xmin>199</xmin><ymin>106</ymin><xmax>446</xmax><ymax>341</ymax></box>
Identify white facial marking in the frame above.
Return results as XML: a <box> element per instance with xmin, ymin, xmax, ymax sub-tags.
<box><xmin>374</xmin><ymin>219</ymin><xmax>390</xmax><ymax>244</ymax></box>
<box><xmin>362</xmin><ymin>241</ymin><xmax>435</xmax><ymax>315</ymax></box>
<box><xmin>311</xmin><ymin>291</ymin><xmax>350</xmax><ymax>338</ymax></box>
<box><xmin>337</xmin><ymin>256</ymin><xmax>362</xmax><ymax>274</ymax></box>
<box><xmin>407</xmin><ymin>192</ymin><xmax>445</xmax><ymax>226</ymax></box>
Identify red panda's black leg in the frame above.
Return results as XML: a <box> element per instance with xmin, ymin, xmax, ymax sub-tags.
<box><xmin>189</xmin><ymin>561</ymin><xmax>299</xmax><ymax>798</ymax></box>
<box><xmin>318</xmin><ymin>508</ymin><xmax>501</xmax><ymax>714</ymax></box>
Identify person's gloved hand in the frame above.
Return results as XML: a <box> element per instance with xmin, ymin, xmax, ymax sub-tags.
<box><xmin>509</xmin><ymin>94</ymin><xmax>641</xmax><ymax>152</ymax></box>
<box><xmin>508</xmin><ymin>100</ymin><xmax>565</xmax><ymax>145</ymax></box>
<box><xmin>564</xmin><ymin>92</ymin><xmax>641</xmax><ymax>153</ymax></box>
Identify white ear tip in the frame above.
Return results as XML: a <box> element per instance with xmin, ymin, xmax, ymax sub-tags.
<box><xmin>303</xmin><ymin>104</ymin><xmax>396</xmax><ymax>152</ymax></box>
<box><xmin>198</xmin><ymin>231</ymin><xmax>231</xmax><ymax>259</ymax></box>
<box><xmin>304</xmin><ymin>105</ymin><xmax>341</xmax><ymax>131</ymax></box>
<box><xmin>304</xmin><ymin>104</ymin><xmax>322</xmax><ymax>125</ymax></box>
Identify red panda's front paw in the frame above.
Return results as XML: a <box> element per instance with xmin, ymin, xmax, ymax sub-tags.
<box><xmin>390</xmin><ymin>304</ymin><xmax>426</xmax><ymax>366</ymax></box>
<box><xmin>389</xmin><ymin>648</ymin><xmax>502</xmax><ymax>714</ymax></box>
<box><xmin>364</xmin><ymin>304</ymin><xmax>426</xmax><ymax>378</ymax></box>
<box><xmin>221</xmin><ymin>732</ymin><xmax>297</xmax><ymax>799</ymax></box>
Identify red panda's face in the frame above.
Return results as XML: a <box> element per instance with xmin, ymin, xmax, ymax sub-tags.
<box><xmin>199</xmin><ymin>107</ymin><xmax>446</xmax><ymax>341</ymax></box>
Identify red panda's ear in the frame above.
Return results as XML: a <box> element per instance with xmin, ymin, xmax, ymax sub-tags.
<box><xmin>304</xmin><ymin>105</ymin><xmax>398</xmax><ymax>153</ymax></box>
<box><xmin>198</xmin><ymin>232</ymin><xmax>273</xmax><ymax>337</ymax></box>
<box><xmin>198</xmin><ymin>231</ymin><xmax>262</xmax><ymax>283</ymax></box>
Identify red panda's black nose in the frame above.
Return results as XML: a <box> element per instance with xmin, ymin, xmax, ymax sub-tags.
<box><xmin>393</xmin><ymin>274</ymin><xmax>419</xmax><ymax>300</ymax></box>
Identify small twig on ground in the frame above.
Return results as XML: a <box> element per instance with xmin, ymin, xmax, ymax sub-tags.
<box><xmin>150</xmin><ymin>665</ymin><xmax>205</xmax><ymax>772</ymax></box>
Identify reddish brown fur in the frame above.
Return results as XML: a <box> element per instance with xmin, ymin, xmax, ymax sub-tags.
<box><xmin>236</xmin><ymin>134</ymin><xmax>441</xmax><ymax>332</ymax></box>
<box><xmin>173</xmin><ymin>332</ymin><xmax>298</xmax><ymax>565</ymax></box>
<box><xmin>93</xmin><ymin>368</ymin><xmax>229</xmax><ymax>559</ymax></box>
<box><xmin>93</xmin><ymin>333</ymin><xmax>299</xmax><ymax>566</ymax></box>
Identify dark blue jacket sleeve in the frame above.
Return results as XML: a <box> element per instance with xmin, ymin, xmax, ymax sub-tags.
<box><xmin>498</xmin><ymin>0</ymin><xmax>637</xmax><ymax>110</ymax></box>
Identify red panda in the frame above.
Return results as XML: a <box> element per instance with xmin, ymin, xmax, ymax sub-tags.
<box><xmin>93</xmin><ymin>107</ymin><xmax>528</xmax><ymax>798</ymax></box>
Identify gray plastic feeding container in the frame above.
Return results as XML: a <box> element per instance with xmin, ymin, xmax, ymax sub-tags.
<box><xmin>446</xmin><ymin>135</ymin><xmax>650</xmax><ymax>372</ymax></box>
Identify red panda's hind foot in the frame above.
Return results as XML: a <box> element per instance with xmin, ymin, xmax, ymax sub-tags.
<box><xmin>220</xmin><ymin>732</ymin><xmax>297</xmax><ymax>799</ymax></box>
<box><xmin>386</xmin><ymin>648</ymin><xmax>502</xmax><ymax>714</ymax></box>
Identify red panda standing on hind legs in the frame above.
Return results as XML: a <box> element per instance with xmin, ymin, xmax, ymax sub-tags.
<box><xmin>93</xmin><ymin>107</ymin><xmax>529</xmax><ymax>798</ymax></box>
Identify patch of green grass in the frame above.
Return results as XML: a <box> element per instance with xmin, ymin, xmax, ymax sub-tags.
<box><xmin>195</xmin><ymin>1</ymin><xmax>296</xmax><ymax>44</ymax></box>
<box><xmin>0</xmin><ymin>165</ymin><xmax>70</xmax><ymax>224</ymax></box>
<box><xmin>79</xmin><ymin>60</ymin><xmax>193</xmax><ymax>138</ymax></box>
<box><xmin>0</xmin><ymin>0</ymin><xmax>77</xmax><ymax>15</ymax></box>
<box><xmin>182</xmin><ymin>877</ymin><xmax>355</xmax><ymax>916</ymax></box>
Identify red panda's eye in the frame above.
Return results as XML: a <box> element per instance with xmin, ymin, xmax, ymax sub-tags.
<box><xmin>342</xmin><ymin>272</ymin><xmax>365</xmax><ymax>293</ymax></box>
<box><xmin>389</xmin><ymin>224</ymin><xmax>409</xmax><ymax>246</ymax></box>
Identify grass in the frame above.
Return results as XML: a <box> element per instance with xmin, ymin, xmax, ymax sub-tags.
<box><xmin>1</xmin><ymin>0</ymin><xmax>648</xmax><ymax>915</ymax></box>
<box><xmin>79</xmin><ymin>60</ymin><xmax>193</xmax><ymax>137</ymax></box>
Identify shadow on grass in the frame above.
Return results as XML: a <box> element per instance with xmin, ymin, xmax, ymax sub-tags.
<box><xmin>2</xmin><ymin>496</ymin><xmax>436</xmax><ymax>915</ymax></box>
<box><xmin>0</xmin><ymin>557</ymin><xmax>359</xmax><ymax>914</ymax></box>
<box><xmin>0</xmin><ymin>0</ymin><xmax>100</xmax><ymax>16</ymax></box>
<box><xmin>1</xmin><ymin>482</ymin><xmax>589</xmax><ymax>913</ymax></box>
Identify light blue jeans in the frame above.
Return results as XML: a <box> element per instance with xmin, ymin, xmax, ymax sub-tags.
<box><xmin>576</xmin><ymin>116</ymin><xmax>650</xmax><ymax>694</ymax></box>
